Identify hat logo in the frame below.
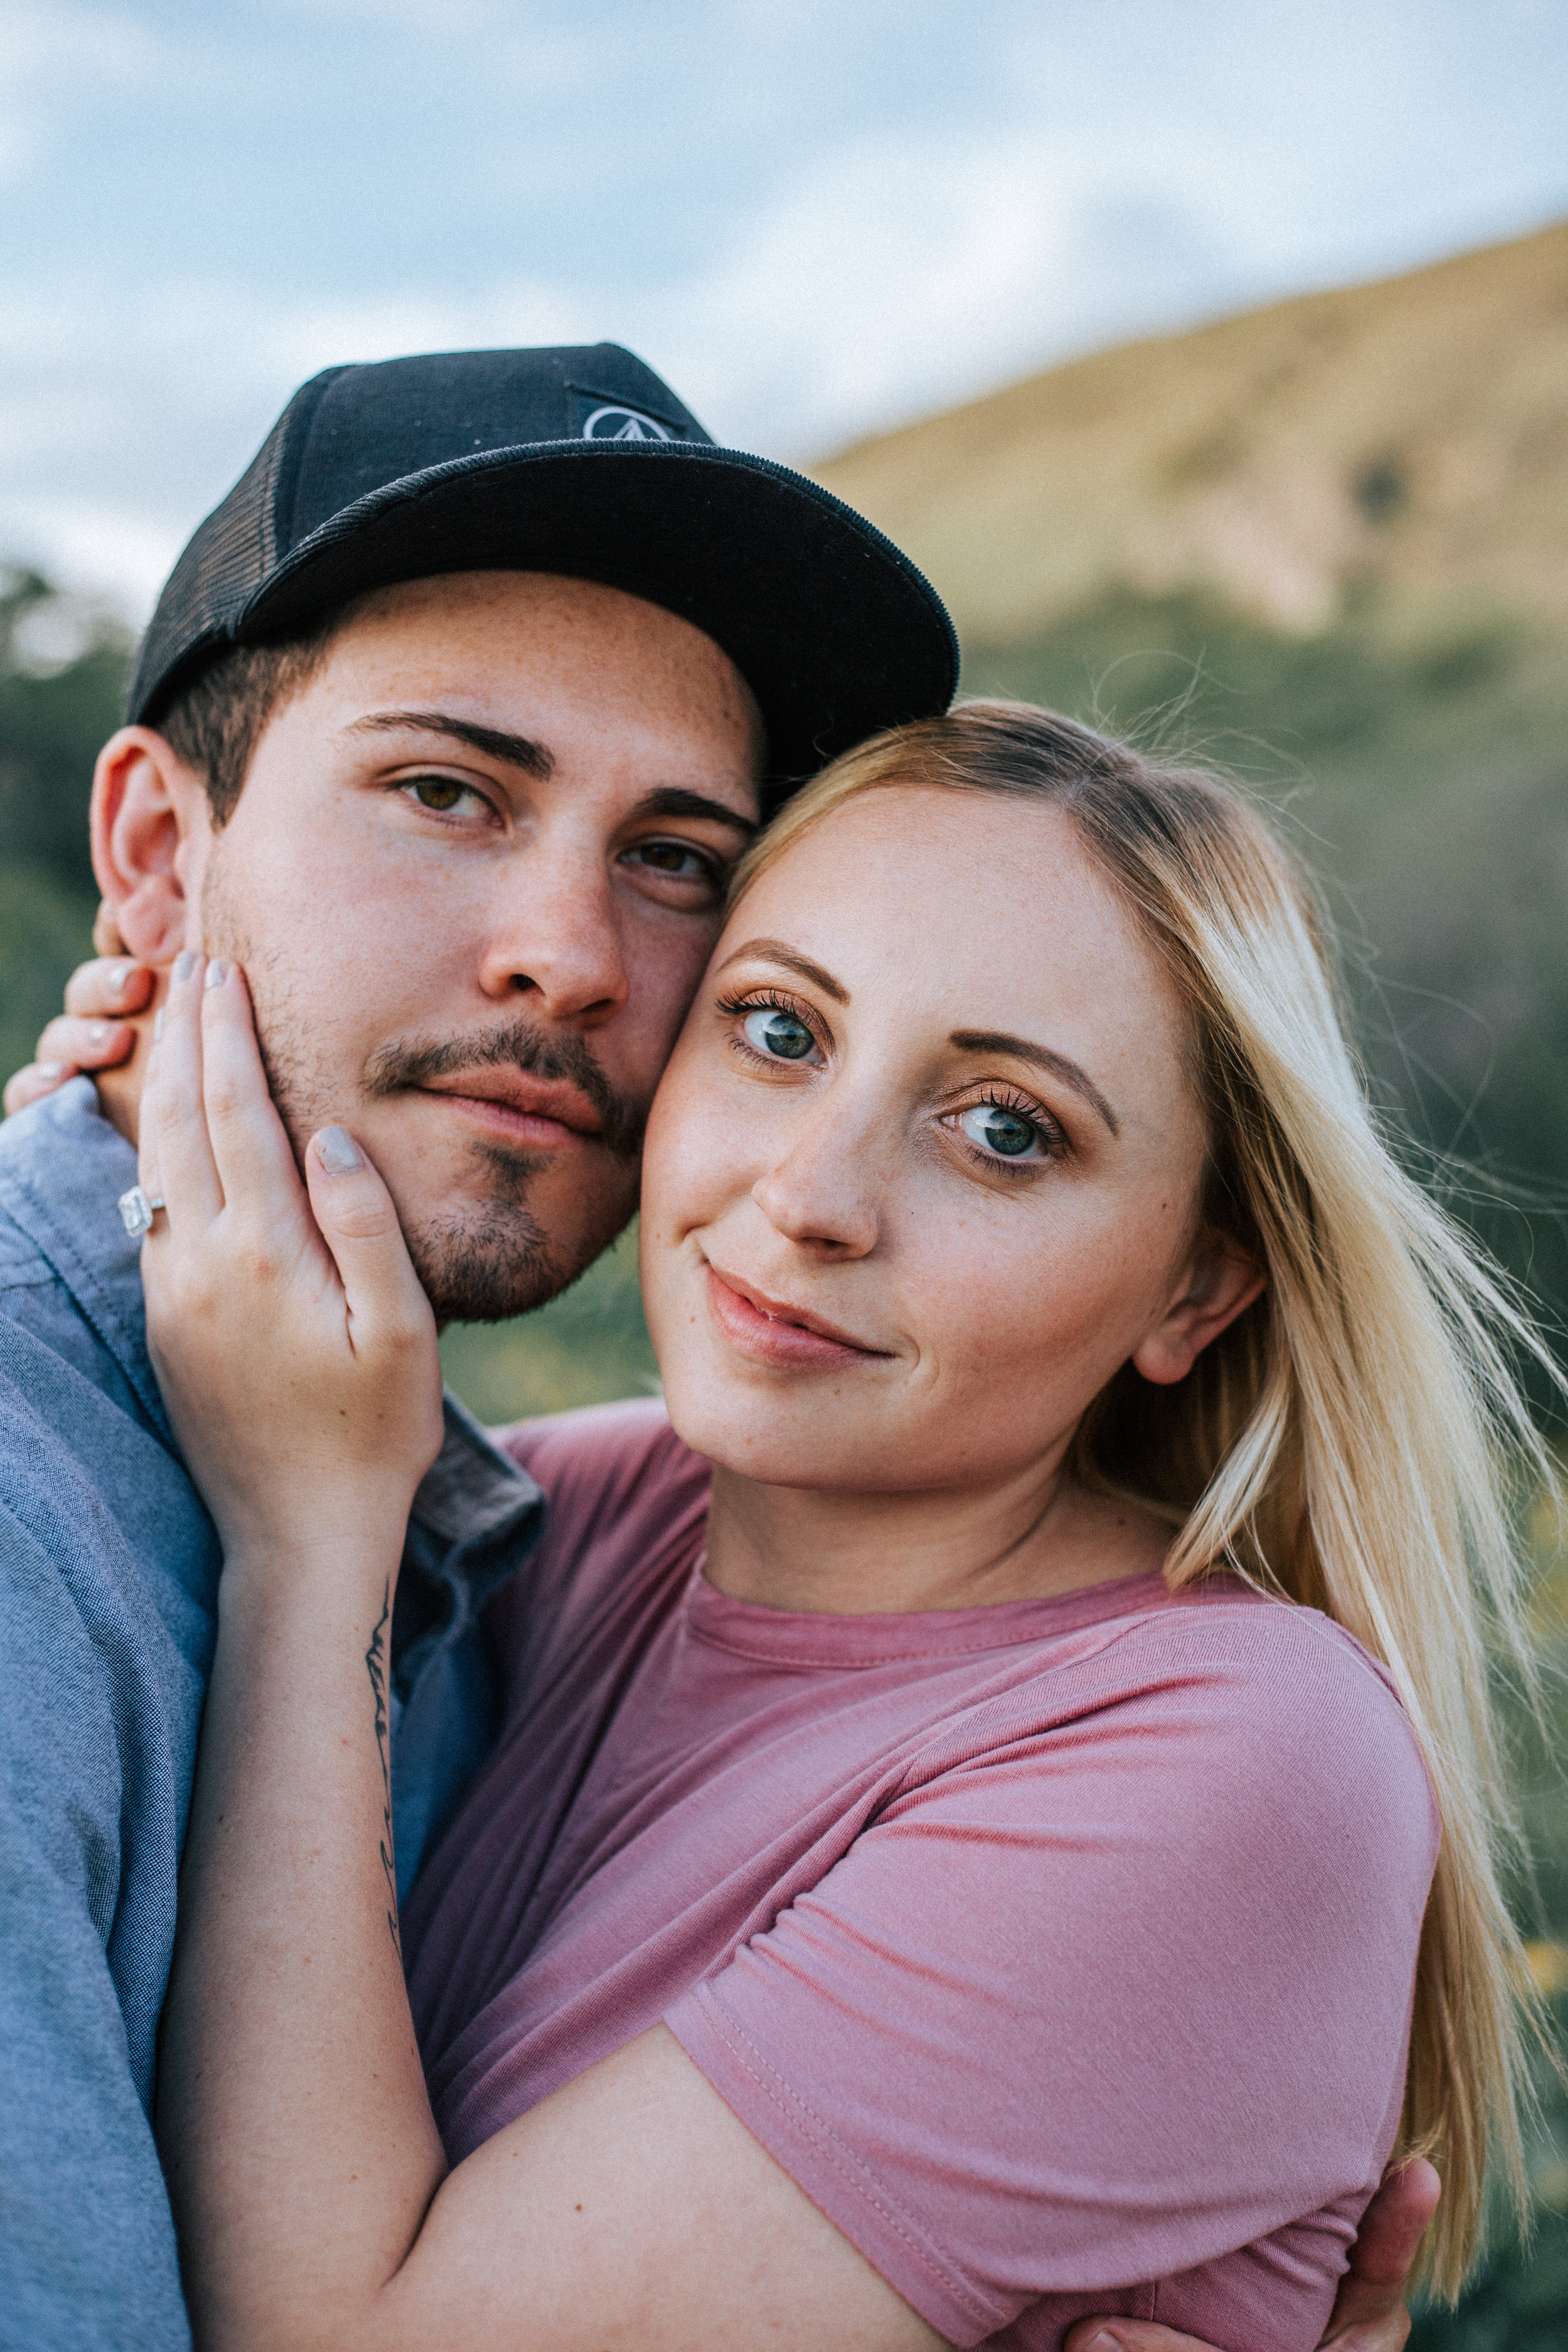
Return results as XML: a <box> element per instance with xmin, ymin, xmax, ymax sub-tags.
<box><xmin>581</xmin><ymin>403</ymin><xmax>674</xmax><ymax>443</ymax></box>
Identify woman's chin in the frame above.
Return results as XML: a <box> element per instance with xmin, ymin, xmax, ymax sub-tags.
<box><xmin>660</xmin><ymin>1384</ymin><xmax>899</xmax><ymax>1495</ymax></box>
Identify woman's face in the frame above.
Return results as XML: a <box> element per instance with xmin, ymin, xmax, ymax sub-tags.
<box><xmin>640</xmin><ymin>784</ymin><xmax>1247</xmax><ymax>1498</ymax></box>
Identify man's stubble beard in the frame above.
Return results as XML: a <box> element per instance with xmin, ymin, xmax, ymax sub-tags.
<box><xmin>202</xmin><ymin>861</ymin><xmax>645</xmax><ymax>1326</ymax></box>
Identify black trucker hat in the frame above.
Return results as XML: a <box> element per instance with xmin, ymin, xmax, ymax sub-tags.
<box><xmin>129</xmin><ymin>342</ymin><xmax>957</xmax><ymax>797</ymax></box>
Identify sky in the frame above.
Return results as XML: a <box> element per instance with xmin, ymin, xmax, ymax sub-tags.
<box><xmin>4</xmin><ymin>0</ymin><xmax>1567</xmax><ymax>623</ymax></box>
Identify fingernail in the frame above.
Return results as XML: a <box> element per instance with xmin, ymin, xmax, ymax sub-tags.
<box><xmin>152</xmin><ymin>1009</ymin><xmax>165</xmax><ymax>1043</ymax></box>
<box><xmin>1083</xmin><ymin>2336</ymin><xmax>1126</xmax><ymax>2352</ymax></box>
<box><xmin>172</xmin><ymin>950</ymin><xmax>197</xmax><ymax>985</ymax></box>
<box><xmin>315</xmin><ymin>1125</ymin><xmax>363</xmax><ymax>1175</ymax></box>
<box><xmin>204</xmin><ymin>957</ymin><xmax>230</xmax><ymax>991</ymax></box>
<box><xmin>88</xmin><ymin>1022</ymin><xmax>110</xmax><ymax>1046</ymax></box>
<box><xmin>107</xmin><ymin>963</ymin><xmax>129</xmax><ymax>994</ymax></box>
<box><xmin>36</xmin><ymin>1061</ymin><xmax>67</xmax><ymax>1081</ymax></box>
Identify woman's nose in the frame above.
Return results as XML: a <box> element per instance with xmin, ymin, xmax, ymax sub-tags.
<box><xmin>751</xmin><ymin>1110</ymin><xmax>880</xmax><ymax>1258</ymax></box>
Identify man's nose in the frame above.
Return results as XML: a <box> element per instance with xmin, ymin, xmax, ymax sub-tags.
<box><xmin>477</xmin><ymin>840</ymin><xmax>630</xmax><ymax>1027</ymax></box>
<box><xmin>750</xmin><ymin>1091</ymin><xmax>882</xmax><ymax>1259</ymax></box>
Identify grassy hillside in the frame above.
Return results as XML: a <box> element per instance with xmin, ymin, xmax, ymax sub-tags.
<box><xmin>812</xmin><ymin>222</ymin><xmax>1568</xmax><ymax>646</ymax></box>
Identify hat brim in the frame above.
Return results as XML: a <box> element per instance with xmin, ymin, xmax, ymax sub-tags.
<box><xmin>229</xmin><ymin>439</ymin><xmax>956</xmax><ymax>798</ymax></box>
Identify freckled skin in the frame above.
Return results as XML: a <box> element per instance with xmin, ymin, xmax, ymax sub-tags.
<box><xmin>640</xmin><ymin>787</ymin><xmax>1262</xmax><ymax>1616</ymax></box>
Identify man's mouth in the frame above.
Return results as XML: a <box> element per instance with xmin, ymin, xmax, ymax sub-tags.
<box><xmin>361</xmin><ymin>1020</ymin><xmax>647</xmax><ymax>1162</ymax></box>
<box><xmin>415</xmin><ymin>1071</ymin><xmax>605</xmax><ymax>1150</ymax></box>
<box><xmin>704</xmin><ymin>1264</ymin><xmax>893</xmax><ymax>1371</ymax></box>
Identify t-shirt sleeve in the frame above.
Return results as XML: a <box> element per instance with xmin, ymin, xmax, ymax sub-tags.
<box><xmin>665</xmin><ymin>1605</ymin><xmax>1437</xmax><ymax>2349</ymax></box>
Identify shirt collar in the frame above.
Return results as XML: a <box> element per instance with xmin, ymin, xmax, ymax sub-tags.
<box><xmin>416</xmin><ymin>1388</ymin><xmax>542</xmax><ymax>1577</ymax></box>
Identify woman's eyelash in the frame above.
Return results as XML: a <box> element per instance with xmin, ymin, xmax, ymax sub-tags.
<box><xmin>956</xmin><ymin>1089</ymin><xmax>1064</xmax><ymax>1176</ymax></box>
<box><xmin>715</xmin><ymin>988</ymin><xmax>807</xmax><ymax>1018</ymax></box>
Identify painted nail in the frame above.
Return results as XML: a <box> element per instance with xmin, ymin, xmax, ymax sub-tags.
<box><xmin>204</xmin><ymin>957</ymin><xmax>230</xmax><ymax>991</ymax></box>
<box><xmin>315</xmin><ymin>1125</ymin><xmax>363</xmax><ymax>1175</ymax></box>
<box><xmin>107</xmin><ymin>963</ymin><xmax>129</xmax><ymax>994</ymax></box>
<box><xmin>152</xmin><ymin>1010</ymin><xmax>164</xmax><ymax>1043</ymax></box>
<box><xmin>172</xmin><ymin>950</ymin><xmax>197</xmax><ymax>985</ymax></box>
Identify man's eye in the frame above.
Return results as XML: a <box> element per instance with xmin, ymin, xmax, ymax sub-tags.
<box><xmin>956</xmin><ymin>1102</ymin><xmax>1047</xmax><ymax>1162</ymax></box>
<box><xmin>624</xmin><ymin>840</ymin><xmax>713</xmax><ymax>880</ymax></box>
<box><xmin>406</xmin><ymin>778</ymin><xmax>471</xmax><ymax>813</ymax></box>
<box><xmin>743</xmin><ymin>1007</ymin><xmax>816</xmax><ymax>1061</ymax></box>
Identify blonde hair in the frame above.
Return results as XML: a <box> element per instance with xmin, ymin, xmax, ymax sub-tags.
<box><xmin>732</xmin><ymin>701</ymin><xmax>1560</xmax><ymax>2296</ymax></box>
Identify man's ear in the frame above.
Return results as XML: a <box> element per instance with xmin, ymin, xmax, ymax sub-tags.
<box><xmin>1131</xmin><ymin>1227</ymin><xmax>1266</xmax><ymax>1387</ymax></box>
<box><xmin>90</xmin><ymin>727</ymin><xmax>213</xmax><ymax>965</ymax></box>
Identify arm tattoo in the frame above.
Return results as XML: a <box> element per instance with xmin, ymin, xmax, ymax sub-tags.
<box><xmin>364</xmin><ymin>1584</ymin><xmax>400</xmax><ymax>1953</ymax></box>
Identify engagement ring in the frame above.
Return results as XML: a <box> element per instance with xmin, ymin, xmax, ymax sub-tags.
<box><xmin>117</xmin><ymin>1186</ymin><xmax>166</xmax><ymax>1238</ymax></box>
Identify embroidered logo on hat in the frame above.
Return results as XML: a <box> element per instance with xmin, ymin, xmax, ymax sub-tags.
<box><xmin>581</xmin><ymin>403</ymin><xmax>674</xmax><ymax>442</ymax></box>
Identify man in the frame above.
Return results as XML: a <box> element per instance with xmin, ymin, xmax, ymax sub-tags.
<box><xmin>1</xmin><ymin>342</ymin><xmax>1426</xmax><ymax>2351</ymax></box>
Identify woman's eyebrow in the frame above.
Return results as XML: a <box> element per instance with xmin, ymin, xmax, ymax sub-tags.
<box><xmin>714</xmin><ymin>939</ymin><xmax>849</xmax><ymax>1003</ymax></box>
<box><xmin>950</xmin><ymin>1030</ymin><xmax>1120</xmax><ymax>1136</ymax></box>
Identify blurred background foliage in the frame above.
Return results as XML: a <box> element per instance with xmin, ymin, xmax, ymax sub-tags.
<box><xmin>4</xmin><ymin>226</ymin><xmax>1567</xmax><ymax>2343</ymax></box>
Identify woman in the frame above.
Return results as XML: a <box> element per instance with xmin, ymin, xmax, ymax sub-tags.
<box><xmin>124</xmin><ymin>707</ymin><xmax>1551</xmax><ymax>2348</ymax></box>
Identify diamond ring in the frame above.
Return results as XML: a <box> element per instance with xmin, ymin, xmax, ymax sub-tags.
<box><xmin>117</xmin><ymin>1185</ymin><xmax>167</xmax><ymax>1238</ymax></box>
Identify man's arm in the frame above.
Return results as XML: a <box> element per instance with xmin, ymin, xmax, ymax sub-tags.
<box><xmin>1063</xmin><ymin>2161</ymin><xmax>1440</xmax><ymax>2352</ymax></box>
<box><xmin>0</xmin><ymin>1500</ymin><xmax>191</xmax><ymax>2352</ymax></box>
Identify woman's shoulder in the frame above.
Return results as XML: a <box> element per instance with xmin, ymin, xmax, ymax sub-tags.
<box><xmin>490</xmin><ymin>1395</ymin><xmax>711</xmax><ymax>1563</ymax></box>
<box><xmin>1062</xmin><ymin>1582</ymin><xmax>1441</xmax><ymax>1862</ymax></box>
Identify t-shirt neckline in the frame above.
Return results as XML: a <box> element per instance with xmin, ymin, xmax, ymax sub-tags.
<box><xmin>686</xmin><ymin>1561</ymin><xmax>1181</xmax><ymax>1668</ymax></box>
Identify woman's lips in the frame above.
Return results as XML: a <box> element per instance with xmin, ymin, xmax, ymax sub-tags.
<box><xmin>704</xmin><ymin>1266</ymin><xmax>888</xmax><ymax>1371</ymax></box>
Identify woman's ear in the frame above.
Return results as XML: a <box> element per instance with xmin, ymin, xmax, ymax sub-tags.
<box><xmin>90</xmin><ymin>728</ymin><xmax>213</xmax><ymax>965</ymax></box>
<box><xmin>1131</xmin><ymin>1227</ymin><xmax>1266</xmax><ymax>1387</ymax></box>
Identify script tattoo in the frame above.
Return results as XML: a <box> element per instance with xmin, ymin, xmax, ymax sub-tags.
<box><xmin>364</xmin><ymin>1584</ymin><xmax>400</xmax><ymax>1953</ymax></box>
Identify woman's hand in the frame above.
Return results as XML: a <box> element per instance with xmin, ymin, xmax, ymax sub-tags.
<box><xmin>3</xmin><ymin>953</ymin><xmax>153</xmax><ymax>1115</ymax></box>
<box><xmin>139</xmin><ymin>950</ymin><xmax>444</xmax><ymax>1565</ymax></box>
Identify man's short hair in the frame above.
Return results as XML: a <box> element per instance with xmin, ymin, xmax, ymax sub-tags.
<box><xmin>157</xmin><ymin>613</ymin><xmax>341</xmax><ymax>825</ymax></box>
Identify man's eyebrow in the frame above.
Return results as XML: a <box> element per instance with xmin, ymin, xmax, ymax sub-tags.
<box><xmin>950</xmin><ymin>1030</ymin><xmax>1121</xmax><ymax>1136</ymax></box>
<box><xmin>715</xmin><ymin>938</ymin><xmax>849</xmax><ymax>1004</ymax></box>
<box><xmin>347</xmin><ymin>710</ymin><xmax>554</xmax><ymax>778</ymax></box>
<box><xmin>635</xmin><ymin>787</ymin><xmax>759</xmax><ymax>839</ymax></box>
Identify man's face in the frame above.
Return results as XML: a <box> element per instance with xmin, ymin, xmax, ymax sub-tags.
<box><xmin>186</xmin><ymin>571</ymin><xmax>765</xmax><ymax>1323</ymax></box>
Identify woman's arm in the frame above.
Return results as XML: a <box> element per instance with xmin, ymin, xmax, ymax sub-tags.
<box><xmin>2</xmin><ymin>953</ymin><xmax>152</xmax><ymax>1115</ymax></box>
<box><xmin>146</xmin><ymin>958</ymin><xmax>944</xmax><ymax>2352</ymax></box>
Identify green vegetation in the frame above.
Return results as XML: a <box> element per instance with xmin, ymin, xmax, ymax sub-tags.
<box><xmin>4</xmin><ymin>561</ymin><xmax>1567</xmax><ymax>2339</ymax></box>
<box><xmin>0</xmin><ymin>569</ymin><xmax>131</xmax><ymax>1083</ymax></box>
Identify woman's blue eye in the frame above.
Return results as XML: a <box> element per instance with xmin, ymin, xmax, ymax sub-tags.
<box><xmin>958</xmin><ymin>1103</ymin><xmax>1043</xmax><ymax>1160</ymax></box>
<box><xmin>743</xmin><ymin>1007</ymin><xmax>815</xmax><ymax>1061</ymax></box>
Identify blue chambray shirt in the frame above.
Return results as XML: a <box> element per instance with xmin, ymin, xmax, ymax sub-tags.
<box><xmin>0</xmin><ymin>1079</ymin><xmax>543</xmax><ymax>2351</ymax></box>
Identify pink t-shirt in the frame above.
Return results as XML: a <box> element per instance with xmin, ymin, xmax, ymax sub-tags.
<box><xmin>402</xmin><ymin>1401</ymin><xmax>1438</xmax><ymax>2352</ymax></box>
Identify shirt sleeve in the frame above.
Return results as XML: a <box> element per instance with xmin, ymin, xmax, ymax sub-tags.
<box><xmin>0</xmin><ymin>1502</ymin><xmax>191</xmax><ymax>2352</ymax></box>
<box><xmin>666</xmin><ymin>1604</ymin><xmax>1436</xmax><ymax>2349</ymax></box>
